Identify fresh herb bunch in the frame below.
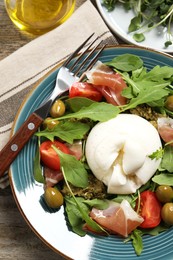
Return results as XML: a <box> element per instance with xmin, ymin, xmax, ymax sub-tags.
<box><xmin>102</xmin><ymin>0</ymin><xmax>173</xmax><ymax>47</ymax></box>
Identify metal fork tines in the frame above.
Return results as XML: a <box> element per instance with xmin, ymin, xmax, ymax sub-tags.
<box><xmin>54</xmin><ymin>33</ymin><xmax>106</xmax><ymax>96</ymax></box>
<box><xmin>64</xmin><ymin>35</ymin><xmax>106</xmax><ymax>78</ymax></box>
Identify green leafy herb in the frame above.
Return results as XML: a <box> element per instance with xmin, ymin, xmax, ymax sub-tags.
<box><xmin>125</xmin><ymin>229</ymin><xmax>143</xmax><ymax>256</ymax></box>
<box><xmin>58</xmin><ymin>102</ymin><xmax>120</xmax><ymax>122</ymax></box>
<box><xmin>65</xmin><ymin>196</ymin><xmax>88</xmax><ymax>236</ymax></box>
<box><xmin>161</xmin><ymin>145</ymin><xmax>173</xmax><ymax>172</ymax></box>
<box><xmin>148</xmin><ymin>148</ymin><xmax>164</xmax><ymax>160</ymax></box>
<box><xmin>53</xmin><ymin>147</ymin><xmax>88</xmax><ymax>188</ymax></box>
<box><xmin>118</xmin><ymin>65</ymin><xmax>173</xmax><ymax>105</ymax></box>
<box><xmin>33</xmin><ymin>137</ymin><xmax>44</xmax><ymax>183</ymax></box>
<box><xmin>125</xmin><ymin>225</ymin><xmax>168</xmax><ymax>256</ymax></box>
<box><xmin>152</xmin><ymin>173</ymin><xmax>173</xmax><ymax>185</ymax></box>
<box><xmin>66</xmin><ymin>97</ymin><xmax>95</xmax><ymax>112</ymax></box>
<box><xmin>35</xmin><ymin>121</ymin><xmax>90</xmax><ymax>144</ymax></box>
<box><xmin>112</xmin><ymin>194</ymin><xmax>135</xmax><ymax>207</ymax></box>
<box><xmin>102</xmin><ymin>0</ymin><xmax>117</xmax><ymax>11</ymax></box>
<box><xmin>106</xmin><ymin>54</ymin><xmax>143</xmax><ymax>72</ymax></box>
<box><xmin>133</xmin><ymin>33</ymin><xmax>145</xmax><ymax>42</ymax></box>
<box><xmin>141</xmin><ymin>225</ymin><xmax>169</xmax><ymax>236</ymax></box>
<box><xmin>128</xmin><ymin>16</ymin><xmax>142</xmax><ymax>32</ymax></box>
<box><xmin>84</xmin><ymin>198</ymin><xmax>109</xmax><ymax>209</ymax></box>
<box><xmin>122</xmin><ymin>84</ymin><xmax>169</xmax><ymax>110</ymax></box>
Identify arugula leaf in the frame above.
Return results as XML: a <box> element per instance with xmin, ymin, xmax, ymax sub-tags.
<box><xmin>58</xmin><ymin>102</ymin><xmax>120</xmax><ymax>122</ymax></box>
<box><xmin>125</xmin><ymin>229</ymin><xmax>143</xmax><ymax>256</ymax></box>
<box><xmin>131</xmin><ymin>67</ymin><xmax>147</xmax><ymax>81</ymax></box>
<box><xmin>147</xmin><ymin>99</ymin><xmax>165</xmax><ymax>108</ymax></box>
<box><xmin>33</xmin><ymin>147</ymin><xmax>44</xmax><ymax>183</ymax></box>
<box><xmin>112</xmin><ymin>195</ymin><xmax>134</xmax><ymax>206</ymax></box>
<box><xmin>139</xmin><ymin>66</ymin><xmax>173</xmax><ymax>81</ymax></box>
<box><xmin>123</xmin><ymin>85</ymin><xmax>169</xmax><ymax>110</ymax></box>
<box><xmin>35</xmin><ymin>121</ymin><xmax>90</xmax><ymax>144</ymax></box>
<box><xmin>106</xmin><ymin>54</ymin><xmax>143</xmax><ymax>72</ymax></box>
<box><xmin>53</xmin><ymin>147</ymin><xmax>88</xmax><ymax>188</ymax></box>
<box><xmin>141</xmin><ymin>225</ymin><xmax>169</xmax><ymax>236</ymax></box>
<box><xmin>84</xmin><ymin>199</ymin><xmax>109</xmax><ymax>209</ymax></box>
<box><xmin>65</xmin><ymin>196</ymin><xmax>88</xmax><ymax>236</ymax></box>
<box><xmin>66</xmin><ymin>97</ymin><xmax>95</xmax><ymax>112</ymax></box>
<box><xmin>152</xmin><ymin>173</ymin><xmax>173</xmax><ymax>185</ymax></box>
<box><xmin>161</xmin><ymin>145</ymin><xmax>173</xmax><ymax>172</ymax></box>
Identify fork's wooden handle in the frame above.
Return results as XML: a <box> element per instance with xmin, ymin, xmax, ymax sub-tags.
<box><xmin>0</xmin><ymin>113</ymin><xmax>43</xmax><ymax>177</ymax></box>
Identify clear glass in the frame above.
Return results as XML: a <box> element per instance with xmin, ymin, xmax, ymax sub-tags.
<box><xmin>4</xmin><ymin>0</ymin><xmax>76</xmax><ymax>34</ymax></box>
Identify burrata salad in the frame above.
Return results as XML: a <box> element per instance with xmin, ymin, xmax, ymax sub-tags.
<box><xmin>34</xmin><ymin>53</ymin><xmax>173</xmax><ymax>256</ymax></box>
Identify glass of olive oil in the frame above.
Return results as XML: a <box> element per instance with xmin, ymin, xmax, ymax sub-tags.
<box><xmin>4</xmin><ymin>0</ymin><xmax>76</xmax><ymax>34</ymax></box>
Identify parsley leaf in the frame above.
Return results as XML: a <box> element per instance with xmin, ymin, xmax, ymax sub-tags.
<box><xmin>149</xmin><ymin>148</ymin><xmax>164</xmax><ymax>160</ymax></box>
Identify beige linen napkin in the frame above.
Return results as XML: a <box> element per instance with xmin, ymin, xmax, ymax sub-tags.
<box><xmin>0</xmin><ymin>0</ymin><xmax>118</xmax><ymax>188</ymax></box>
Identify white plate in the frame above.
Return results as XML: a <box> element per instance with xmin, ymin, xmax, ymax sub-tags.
<box><xmin>96</xmin><ymin>0</ymin><xmax>173</xmax><ymax>53</ymax></box>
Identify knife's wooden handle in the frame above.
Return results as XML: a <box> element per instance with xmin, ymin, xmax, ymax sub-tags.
<box><xmin>0</xmin><ymin>113</ymin><xmax>43</xmax><ymax>177</ymax></box>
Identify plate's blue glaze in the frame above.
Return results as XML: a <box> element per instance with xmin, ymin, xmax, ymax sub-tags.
<box><xmin>10</xmin><ymin>46</ymin><xmax>173</xmax><ymax>260</ymax></box>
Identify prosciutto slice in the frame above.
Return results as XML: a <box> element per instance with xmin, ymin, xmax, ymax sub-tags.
<box><xmin>157</xmin><ymin>117</ymin><xmax>173</xmax><ymax>145</ymax></box>
<box><xmin>86</xmin><ymin>61</ymin><xmax>127</xmax><ymax>106</ymax></box>
<box><xmin>89</xmin><ymin>200</ymin><xmax>144</xmax><ymax>237</ymax></box>
<box><xmin>44</xmin><ymin>167</ymin><xmax>63</xmax><ymax>188</ymax></box>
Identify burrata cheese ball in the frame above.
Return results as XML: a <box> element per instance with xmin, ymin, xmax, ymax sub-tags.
<box><xmin>85</xmin><ymin>114</ymin><xmax>162</xmax><ymax>194</ymax></box>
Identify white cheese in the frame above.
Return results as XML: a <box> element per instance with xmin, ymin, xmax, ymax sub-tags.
<box><xmin>85</xmin><ymin>114</ymin><xmax>162</xmax><ymax>194</ymax></box>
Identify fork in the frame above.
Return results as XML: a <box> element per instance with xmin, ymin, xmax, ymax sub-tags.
<box><xmin>0</xmin><ymin>34</ymin><xmax>106</xmax><ymax>177</ymax></box>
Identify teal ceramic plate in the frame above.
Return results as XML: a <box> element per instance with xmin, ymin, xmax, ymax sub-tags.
<box><xmin>96</xmin><ymin>0</ymin><xmax>173</xmax><ymax>53</ymax></box>
<box><xmin>10</xmin><ymin>46</ymin><xmax>173</xmax><ymax>260</ymax></box>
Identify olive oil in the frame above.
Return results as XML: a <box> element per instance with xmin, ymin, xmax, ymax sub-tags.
<box><xmin>4</xmin><ymin>0</ymin><xmax>76</xmax><ymax>34</ymax></box>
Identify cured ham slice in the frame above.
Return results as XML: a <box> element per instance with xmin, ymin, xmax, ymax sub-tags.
<box><xmin>66</xmin><ymin>140</ymin><xmax>83</xmax><ymax>160</ymax></box>
<box><xmin>86</xmin><ymin>61</ymin><xmax>127</xmax><ymax>106</ymax></box>
<box><xmin>89</xmin><ymin>200</ymin><xmax>144</xmax><ymax>237</ymax></box>
<box><xmin>157</xmin><ymin>117</ymin><xmax>173</xmax><ymax>145</ymax></box>
<box><xmin>44</xmin><ymin>167</ymin><xmax>63</xmax><ymax>188</ymax></box>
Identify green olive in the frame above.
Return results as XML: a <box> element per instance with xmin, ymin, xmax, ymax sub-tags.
<box><xmin>165</xmin><ymin>95</ymin><xmax>173</xmax><ymax>111</ymax></box>
<box><xmin>50</xmin><ymin>99</ymin><xmax>65</xmax><ymax>118</ymax></box>
<box><xmin>44</xmin><ymin>187</ymin><xmax>64</xmax><ymax>208</ymax></box>
<box><xmin>42</xmin><ymin>117</ymin><xmax>59</xmax><ymax>130</ymax></box>
<box><xmin>156</xmin><ymin>185</ymin><xmax>173</xmax><ymax>203</ymax></box>
<box><xmin>161</xmin><ymin>203</ymin><xmax>173</xmax><ymax>225</ymax></box>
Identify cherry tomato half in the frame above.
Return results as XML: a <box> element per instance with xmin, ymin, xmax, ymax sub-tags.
<box><xmin>136</xmin><ymin>190</ymin><xmax>162</xmax><ymax>229</ymax></box>
<box><xmin>69</xmin><ymin>82</ymin><xmax>102</xmax><ymax>102</ymax></box>
<box><xmin>40</xmin><ymin>140</ymin><xmax>70</xmax><ymax>170</ymax></box>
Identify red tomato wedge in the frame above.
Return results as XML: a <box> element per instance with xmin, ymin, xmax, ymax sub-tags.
<box><xmin>69</xmin><ymin>82</ymin><xmax>102</xmax><ymax>102</ymax></box>
<box><xmin>86</xmin><ymin>61</ymin><xmax>127</xmax><ymax>106</ymax></box>
<box><xmin>40</xmin><ymin>140</ymin><xmax>70</xmax><ymax>170</ymax></box>
<box><xmin>136</xmin><ymin>190</ymin><xmax>162</xmax><ymax>228</ymax></box>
